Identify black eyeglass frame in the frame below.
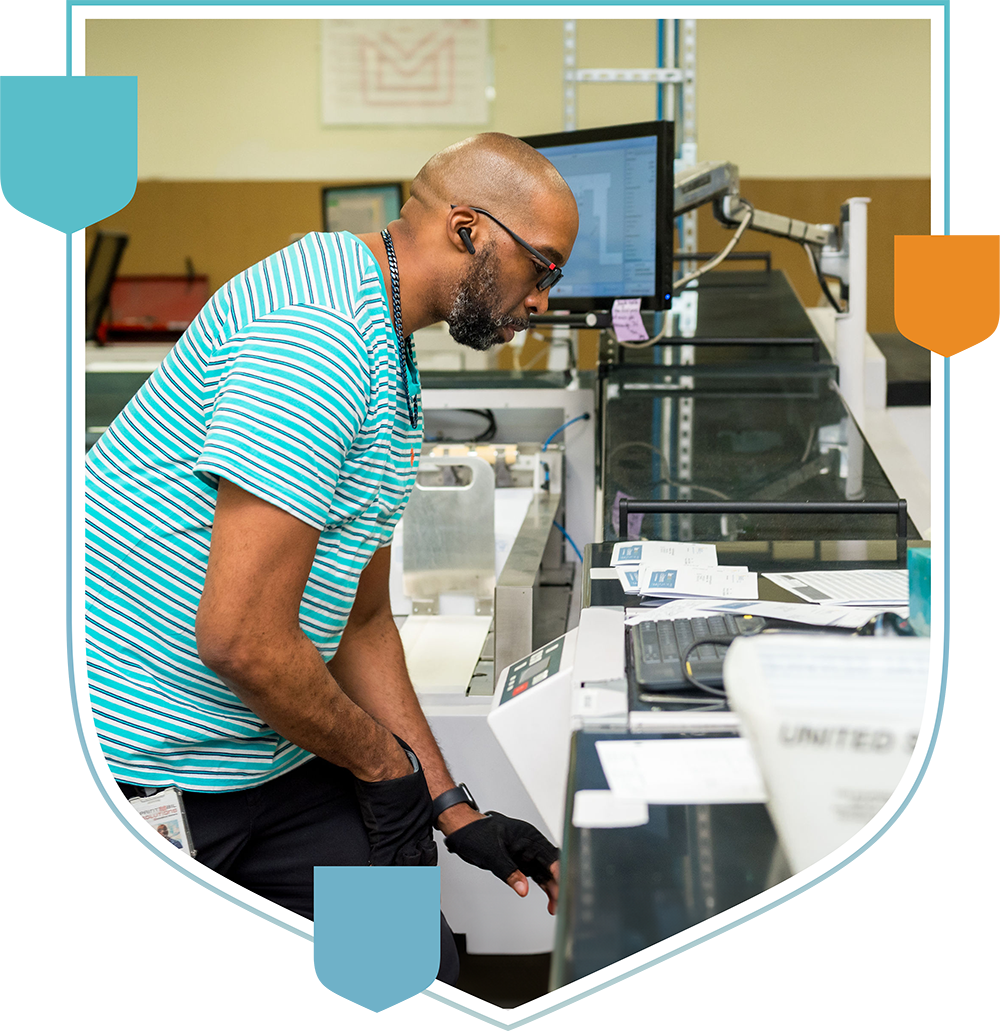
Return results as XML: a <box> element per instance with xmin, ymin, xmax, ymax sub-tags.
<box><xmin>451</xmin><ymin>204</ymin><xmax>564</xmax><ymax>291</ymax></box>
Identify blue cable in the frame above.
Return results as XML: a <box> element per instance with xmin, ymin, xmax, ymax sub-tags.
<box><xmin>656</xmin><ymin>19</ymin><xmax>665</xmax><ymax>120</ymax></box>
<box><xmin>543</xmin><ymin>415</ymin><xmax>590</xmax><ymax>562</ymax></box>
<box><xmin>552</xmin><ymin>521</ymin><xmax>584</xmax><ymax>563</ymax></box>
<box><xmin>541</xmin><ymin>412</ymin><xmax>591</xmax><ymax>451</ymax></box>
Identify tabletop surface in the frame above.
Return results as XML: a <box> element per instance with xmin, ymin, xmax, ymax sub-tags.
<box><xmin>619</xmin><ymin>268</ymin><xmax>825</xmax><ymax>354</ymax></box>
<box><xmin>671</xmin><ymin>268</ymin><xmax>821</xmax><ymax>343</ymax></box>
<box><xmin>551</xmin><ymin>729</ymin><xmax>784</xmax><ymax>988</ymax></box>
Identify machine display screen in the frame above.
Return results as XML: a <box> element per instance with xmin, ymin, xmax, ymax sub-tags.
<box><xmin>521</xmin><ymin>657</ymin><xmax>550</xmax><ymax>683</ymax></box>
<box><xmin>500</xmin><ymin>636</ymin><xmax>568</xmax><ymax>704</ymax></box>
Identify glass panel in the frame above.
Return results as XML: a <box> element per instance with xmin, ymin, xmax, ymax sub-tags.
<box><xmin>602</xmin><ymin>364</ymin><xmax>917</xmax><ymax>542</ymax></box>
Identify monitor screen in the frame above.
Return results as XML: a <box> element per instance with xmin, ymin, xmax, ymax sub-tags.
<box><xmin>522</xmin><ymin>121</ymin><xmax>674</xmax><ymax>312</ymax></box>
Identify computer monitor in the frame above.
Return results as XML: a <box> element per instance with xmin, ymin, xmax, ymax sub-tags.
<box><xmin>521</xmin><ymin>121</ymin><xmax>674</xmax><ymax>312</ymax></box>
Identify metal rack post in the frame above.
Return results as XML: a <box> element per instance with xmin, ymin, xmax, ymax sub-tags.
<box><xmin>561</xmin><ymin>18</ymin><xmax>695</xmax><ymax>140</ymax></box>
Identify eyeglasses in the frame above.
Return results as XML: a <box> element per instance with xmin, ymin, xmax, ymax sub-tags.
<box><xmin>453</xmin><ymin>205</ymin><xmax>564</xmax><ymax>291</ymax></box>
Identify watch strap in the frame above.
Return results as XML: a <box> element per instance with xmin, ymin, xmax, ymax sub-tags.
<box><xmin>432</xmin><ymin>783</ymin><xmax>479</xmax><ymax>822</ymax></box>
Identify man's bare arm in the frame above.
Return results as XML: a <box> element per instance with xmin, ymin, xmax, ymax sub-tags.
<box><xmin>195</xmin><ymin>478</ymin><xmax>412</xmax><ymax>783</ymax></box>
<box><xmin>329</xmin><ymin>546</ymin><xmax>559</xmax><ymax>913</ymax></box>
<box><xmin>326</xmin><ymin>546</ymin><xmax>475</xmax><ymax>832</ymax></box>
<box><xmin>196</xmin><ymin>480</ymin><xmax>557</xmax><ymax>911</ymax></box>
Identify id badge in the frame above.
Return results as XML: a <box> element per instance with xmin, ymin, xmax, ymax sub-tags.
<box><xmin>128</xmin><ymin>786</ymin><xmax>197</xmax><ymax>857</ymax></box>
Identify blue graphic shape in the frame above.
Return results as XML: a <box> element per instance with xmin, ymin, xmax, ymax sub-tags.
<box><xmin>0</xmin><ymin>8</ymin><xmax>989</xmax><ymax>1031</ymax></box>
<box><xmin>0</xmin><ymin>76</ymin><xmax>137</xmax><ymax>233</ymax></box>
<box><xmin>649</xmin><ymin>569</ymin><xmax>677</xmax><ymax>589</ymax></box>
<box><xmin>314</xmin><ymin>866</ymin><xmax>441</xmax><ymax>1012</ymax></box>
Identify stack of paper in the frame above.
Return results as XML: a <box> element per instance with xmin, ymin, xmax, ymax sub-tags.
<box><xmin>763</xmin><ymin>569</ymin><xmax>908</xmax><ymax>606</ymax></box>
<box><xmin>611</xmin><ymin>539</ymin><xmax>758</xmax><ymax>601</ymax></box>
<box><xmin>624</xmin><ymin>597</ymin><xmax>909</xmax><ymax>629</ymax></box>
<box><xmin>638</xmin><ymin>564</ymin><xmax>758</xmax><ymax>599</ymax></box>
<box><xmin>624</xmin><ymin>598</ymin><xmax>730</xmax><ymax>625</ymax></box>
<box><xmin>611</xmin><ymin>540</ymin><xmax>718</xmax><ymax>568</ymax></box>
<box><xmin>594</xmin><ymin>737</ymin><xmax>769</xmax><ymax>806</ymax></box>
<box><xmin>399</xmin><ymin>615</ymin><xmax>493</xmax><ymax>694</ymax></box>
<box><xmin>705</xmin><ymin>599</ymin><xmax>908</xmax><ymax>629</ymax></box>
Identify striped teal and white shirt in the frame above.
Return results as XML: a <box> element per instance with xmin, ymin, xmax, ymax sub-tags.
<box><xmin>85</xmin><ymin>232</ymin><xmax>423</xmax><ymax>791</ymax></box>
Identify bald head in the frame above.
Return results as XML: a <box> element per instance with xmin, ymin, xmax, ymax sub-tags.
<box><xmin>408</xmin><ymin>133</ymin><xmax>576</xmax><ymax>229</ymax></box>
<box><xmin>377</xmin><ymin>133</ymin><xmax>578</xmax><ymax>340</ymax></box>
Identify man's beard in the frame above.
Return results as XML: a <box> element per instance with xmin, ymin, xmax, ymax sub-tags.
<box><xmin>446</xmin><ymin>243</ymin><xmax>529</xmax><ymax>352</ymax></box>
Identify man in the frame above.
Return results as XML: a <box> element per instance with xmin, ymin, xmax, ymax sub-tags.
<box><xmin>156</xmin><ymin>825</ymin><xmax>183</xmax><ymax>850</ymax></box>
<box><xmin>85</xmin><ymin>133</ymin><xmax>579</xmax><ymax>984</ymax></box>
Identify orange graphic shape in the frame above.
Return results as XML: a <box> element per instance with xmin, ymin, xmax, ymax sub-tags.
<box><xmin>895</xmin><ymin>235</ymin><xmax>999</xmax><ymax>356</ymax></box>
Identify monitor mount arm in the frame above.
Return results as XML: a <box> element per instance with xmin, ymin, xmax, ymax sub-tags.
<box><xmin>674</xmin><ymin>160</ymin><xmax>853</xmax><ymax>298</ymax></box>
<box><xmin>674</xmin><ymin>161</ymin><xmax>871</xmax><ymax>434</ymax></box>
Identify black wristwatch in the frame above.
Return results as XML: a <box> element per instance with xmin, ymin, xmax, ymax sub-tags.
<box><xmin>431</xmin><ymin>783</ymin><xmax>479</xmax><ymax>823</ymax></box>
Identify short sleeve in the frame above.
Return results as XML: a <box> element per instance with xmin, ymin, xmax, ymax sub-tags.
<box><xmin>194</xmin><ymin>306</ymin><xmax>372</xmax><ymax>530</ymax></box>
<box><xmin>373</xmin><ymin>516</ymin><xmax>401</xmax><ymax>550</ymax></box>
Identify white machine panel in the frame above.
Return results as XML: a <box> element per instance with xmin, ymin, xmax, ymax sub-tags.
<box><xmin>488</xmin><ymin>607</ymin><xmax>629</xmax><ymax>846</ymax></box>
<box><xmin>425</xmin><ymin>701</ymin><xmax>557</xmax><ymax>955</ymax></box>
<box><xmin>488</xmin><ymin>628</ymin><xmax>578</xmax><ymax>846</ymax></box>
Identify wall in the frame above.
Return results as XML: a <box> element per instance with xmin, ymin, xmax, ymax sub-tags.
<box><xmin>85</xmin><ymin>17</ymin><xmax>930</xmax><ymax>332</ymax></box>
<box><xmin>697</xmin><ymin>19</ymin><xmax>930</xmax><ymax>177</ymax></box>
<box><xmin>698</xmin><ymin>178</ymin><xmax>931</xmax><ymax>336</ymax></box>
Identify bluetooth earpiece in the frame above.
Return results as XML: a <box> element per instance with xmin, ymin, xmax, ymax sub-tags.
<box><xmin>458</xmin><ymin>227</ymin><xmax>476</xmax><ymax>255</ymax></box>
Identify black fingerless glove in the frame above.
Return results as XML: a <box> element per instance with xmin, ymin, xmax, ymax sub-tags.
<box><xmin>353</xmin><ymin>737</ymin><xmax>437</xmax><ymax>867</ymax></box>
<box><xmin>443</xmin><ymin>811</ymin><xmax>559</xmax><ymax>886</ymax></box>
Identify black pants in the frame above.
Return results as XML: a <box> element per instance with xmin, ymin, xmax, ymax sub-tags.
<box><xmin>120</xmin><ymin>757</ymin><xmax>459</xmax><ymax>984</ymax></box>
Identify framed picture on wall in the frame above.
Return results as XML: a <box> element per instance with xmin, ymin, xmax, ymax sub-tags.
<box><xmin>321</xmin><ymin>183</ymin><xmax>403</xmax><ymax>234</ymax></box>
<box><xmin>320</xmin><ymin>20</ymin><xmax>491</xmax><ymax>126</ymax></box>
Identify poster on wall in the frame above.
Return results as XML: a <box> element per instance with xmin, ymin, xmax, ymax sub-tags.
<box><xmin>321</xmin><ymin>19</ymin><xmax>491</xmax><ymax>125</ymax></box>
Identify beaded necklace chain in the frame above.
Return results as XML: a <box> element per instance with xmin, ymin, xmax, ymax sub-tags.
<box><xmin>380</xmin><ymin>228</ymin><xmax>419</xmax><ymax>429</ymax></box>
